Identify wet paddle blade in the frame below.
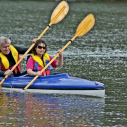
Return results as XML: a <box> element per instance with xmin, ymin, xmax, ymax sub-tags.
<box><xmin>50</xmin><ymin>1</ymin><xmax>69</xmax><ymax>24</ymax></box>
<box><xmin>75</xmin><ymin>14</ymin><xmax>95</xmax><ymax>37</ymax></box>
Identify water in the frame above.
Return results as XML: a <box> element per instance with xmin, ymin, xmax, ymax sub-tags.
<box><xmin>0</xmin><ymin>1</ymin><xmax>127</xmax><ymax>126</ymax></box>
<box><xmin>0</xmin><ymin>92</ymin><xmax>104</xmax><ymax>126</ymax></box>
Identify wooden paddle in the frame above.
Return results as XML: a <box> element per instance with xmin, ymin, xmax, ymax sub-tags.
<box><xmin>0</xmin><ymin>1</ymin><xmax>69</xmax><ymax>89</ymax></box>
<box><xmin>21</xmin><ymin>14</ymin><xmax>95</xmax><ymax>92</ymax></box>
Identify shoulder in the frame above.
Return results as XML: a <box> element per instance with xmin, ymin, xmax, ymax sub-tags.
<box><xmin>28</xmin><ymin>56</ymin><xmax>33</xmax><ymax>61</ymax></box>
<box><xmin>26</xmin><ymin>56</ymin><xmax>34</xmax><ymax>64</ymax></box>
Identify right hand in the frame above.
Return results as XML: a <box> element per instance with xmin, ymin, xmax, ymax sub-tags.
<box><xmin>4</xmin><ymin>70</ymin><xmax>13</xmax><ymax>76</ymax></box>
<box><xmin>32</xmin><ymin>38</ymin><xmax>38</xmax><ymax>43</ymax></box>
<box><xmin>35</xmin><ymin>71</ymin><xmax>42</xmax><ymax>76</ymax></box>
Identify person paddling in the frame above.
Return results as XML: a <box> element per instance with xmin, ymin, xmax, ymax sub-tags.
<box><xmin>26</xmin><ymin>39</ymin><xmax>63</xmax><ymax>76</ymax></box>
<box><xmin>0</xmin><ymin>36</ymin><xmax>36</xmax><ymax>77</ymax></box>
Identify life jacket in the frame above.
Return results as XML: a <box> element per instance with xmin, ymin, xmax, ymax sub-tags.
<box><xmin>30</xmin><ymin>53</ymin><xmax>52</xmax><ymax>76</ymax></box>
<box><xmin>0</xmin><ymin>45</ymin><xmax>20</xmax><ymax>74</ymax></box>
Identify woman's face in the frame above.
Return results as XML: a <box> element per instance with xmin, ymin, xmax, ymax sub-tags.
<box><xmin>35</xmin><ymin>43</ymin><xmax>46</xmax><ymax>56</ymax></box>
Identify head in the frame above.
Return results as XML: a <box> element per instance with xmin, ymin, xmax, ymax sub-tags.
<box><xmin>32</xmin><ymin>39</ymin><xmax>47</xmax><ymax>56</ymax></box>
<box><xmin>0</xmin><ymin>36</ymin><xmax>11</xmax><ymax>55</ymax></box>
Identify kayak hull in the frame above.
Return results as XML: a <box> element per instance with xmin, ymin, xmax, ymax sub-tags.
<box><xmin>0</xmin><ymin>73</ymin><xmax>105</xmax><ymax>97</ymax></box>
<box><xmin>2</xmin><ymin>87</ymin><xmax>105</xmax><ymax>98</ymax></box>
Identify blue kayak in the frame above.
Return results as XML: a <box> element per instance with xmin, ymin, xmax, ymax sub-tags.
<box><xmin>0</xmin><ymin>73</ymin><xmax>105</xmax><ymax>97</ymax></box>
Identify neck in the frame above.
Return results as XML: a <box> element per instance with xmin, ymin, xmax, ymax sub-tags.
<box><xmin>37</xmin><ymin>54</ymin><xmax>42</xmax><ymax>58</ymax></box>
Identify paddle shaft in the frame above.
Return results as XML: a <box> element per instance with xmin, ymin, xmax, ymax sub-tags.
<box><xmin>0</xmin><ymin>6</ymin><xmax>65</xmax><ymax>88</ymax></box>
<box><xmin>22</xmin><ymin>20</ymin><xmax>91</xmax><ymax>91</ymax></box>
<box><xmin>38</xmin><ymin>6</ymin><xmax>65</xmax><ymax>39</ymax></box>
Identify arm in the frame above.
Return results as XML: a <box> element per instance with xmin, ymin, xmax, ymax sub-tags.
<box><xmin>55</xmin><ymin>49</ymin><xmax>63</xmax><ymax>66</ymax></box>
<box><xmin>0</xmin><ymin>58</ymin><xmax>13</xmax><ymax>76</ymax></box>
<box><xmin>13</xmin><ymin>39</ymin><xmax>37</xmax><ymax>54</ymax></box>
<box><xmin>0</xmin><ymin>71</ymin><xmax>5</xmax><ymax>76</ymax></box>
<box><xmin>0</xmin><ymin>59</ymin><xmax>5</xmax><ymax>76</ymax></box>
<box><xmin>27</xmin><ymin>69</ymin><xmax>42</xmax><ymax>76</ymax></box>
<box><xmin>27</xmin><ymin>69</ymin><xmax>36</xmax><ymax>76</ymax></box>
<box><xmin>14</xmin><ymin>46</ymin><xmax>29</xmax><ymax>54</ymax></box>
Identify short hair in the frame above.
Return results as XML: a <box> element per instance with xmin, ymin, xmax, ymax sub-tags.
<box><xmin>32</xmin><ymin>39</ymin><xmax>47</xmax><ymax>55</ymax></box>
<box><xmin>0</xmin><ymin>36</ymin><xmax>11</xmax><ymax>46</ymax></box>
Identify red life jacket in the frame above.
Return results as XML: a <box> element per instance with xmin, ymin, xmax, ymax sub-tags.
<box><xmin>30</xmin><ymin>53</ymin><xmax>52</xmax><ymax>76</ymax></box>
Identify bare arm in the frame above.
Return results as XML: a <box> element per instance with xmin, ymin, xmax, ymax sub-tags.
<box><xmin>56</xmin><ymin>49</ymin><xmax>63</xmax><ymax>67</ymax></box>
<box><xmin>27</xmin><ymin>69</ymin><xmax>42</xmax><ymax>76</ymax></box>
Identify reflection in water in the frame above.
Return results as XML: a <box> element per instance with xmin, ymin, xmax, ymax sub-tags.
<box><xmin>0</xmin><ymin>92</ymin><xmax>105</xmax><ymax>126</ymax></box>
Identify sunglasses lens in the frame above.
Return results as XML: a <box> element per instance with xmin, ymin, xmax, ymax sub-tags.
<box><xmin>38</xmin><ymin>46</ymin><xmax>46</xmax><ymax>49</ymax></box>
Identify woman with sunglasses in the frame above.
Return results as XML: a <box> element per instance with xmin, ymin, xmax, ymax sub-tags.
<box><xmin>26</xmin><ymin>39</ymin><xmax>63</xmax><ymax>76</ymax></box>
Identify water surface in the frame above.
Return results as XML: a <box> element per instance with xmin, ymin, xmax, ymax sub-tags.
<box><xmin>0</xmin><ymin>1</ymin><xmax>127</xmax><ymax>126</ymax></box>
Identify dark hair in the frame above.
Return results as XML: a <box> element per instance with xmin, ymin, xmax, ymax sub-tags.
<box><xmin>32</xmin><ymin>39</ymin><xmax>47</xmax><ymax>55</ymax></box>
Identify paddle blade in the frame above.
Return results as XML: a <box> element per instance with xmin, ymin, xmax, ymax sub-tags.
<box><xmin>75</xmin><ymin>14</ymin><xmax>95</xmax><ymax>37</ymax></box>
<box><xmin>50</xmin><ymin>1</ymin><xmax>69</xmax><ymax>24</ymax></box>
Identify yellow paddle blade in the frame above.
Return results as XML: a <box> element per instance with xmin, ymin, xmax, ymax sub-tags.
<box><xmin>50</xmin><ymin>1</ymin><xmax>69</xmax><ymax>24</ymax></box>
<box><xmin>75</xmin><ymin>14</ymin><xmax>95</xmax><ymax>37</ymax></box>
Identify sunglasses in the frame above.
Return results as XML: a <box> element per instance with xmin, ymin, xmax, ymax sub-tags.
<box><xmin>37</xmin><ymin>46</ymin><xmax>46</xmax><ymax>49</ymax></box>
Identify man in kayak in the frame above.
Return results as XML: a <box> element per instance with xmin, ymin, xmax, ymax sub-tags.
<box><xmin>26</xmin><ymin>39</ymin><xmax>63</xmax><ymax>76</ymax></box>
<box><xmin>0</xmin><ymin>36</ymin><xmax>36</xmax><ymax>77</ymax></box>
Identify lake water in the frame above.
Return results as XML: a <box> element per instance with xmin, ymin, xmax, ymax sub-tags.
<box><xmin>0</xmin><ymin>1</ymin><xmax>127</xmax><ymax>126</ymax></box>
